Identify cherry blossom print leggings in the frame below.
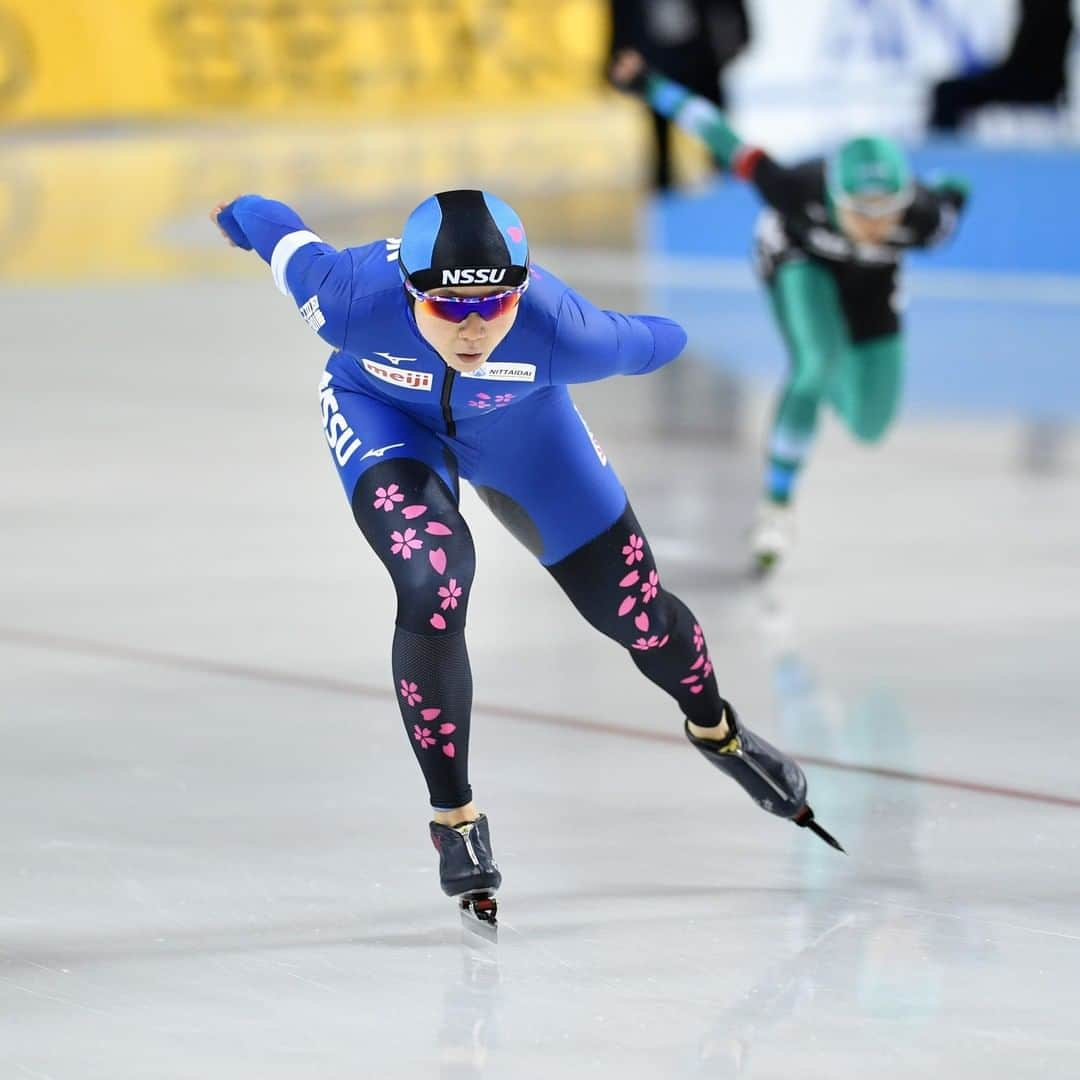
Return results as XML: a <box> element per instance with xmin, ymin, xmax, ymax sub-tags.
<box><xmin>321</xmin><ymin>374</ymin><xmax>725</xmax><ymax>810</ymax></box>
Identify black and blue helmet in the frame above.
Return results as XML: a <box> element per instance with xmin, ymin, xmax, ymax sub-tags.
<box><xmin>398</xmin><ymin>189</ymin><xmax>530</xmax><ymax>293</ymax></box>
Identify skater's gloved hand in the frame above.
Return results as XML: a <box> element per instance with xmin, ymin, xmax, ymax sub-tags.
<box><xmin>608</xmin><ymin>49</ymin><xmax>651</xmax><ymax>95</ymax></box>
<box><xmin>210</xmin><ymin>197</ymin><xmax>254</xmax><ymax>250</ymax></box>
<box><xmin>927</xmin><ymin>173</ymin><xmax>971</xmax><ymax>204</ymax></box>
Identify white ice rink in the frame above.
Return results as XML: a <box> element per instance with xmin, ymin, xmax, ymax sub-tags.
<box><xmin>3</xmin><ymin>247</ymin><xmax>1080</xmax><ymax>1076</ymax></box>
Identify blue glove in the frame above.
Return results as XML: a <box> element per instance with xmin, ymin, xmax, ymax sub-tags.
<box><xmin>214</xmin><ymin>199</ymin><xmax>254</xmax><ymax>250</ymax></box>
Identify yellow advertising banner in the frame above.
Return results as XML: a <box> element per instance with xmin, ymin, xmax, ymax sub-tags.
<box><xmin>0</xmin><ymin>0</ymin><xmax>608</xmax><ymax>123</ymax></box>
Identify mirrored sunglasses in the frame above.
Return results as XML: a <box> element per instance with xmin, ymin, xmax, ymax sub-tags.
<box><xmin>404</xmin><ymin>279</ymin><xmax>528</xmax><ymax>323</ymax></box>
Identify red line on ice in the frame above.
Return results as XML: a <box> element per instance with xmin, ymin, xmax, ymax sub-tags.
<box><xmin>3</xmin><ymin>626</ymin><xmax>1078</xmax><ymax>811</ymax></box>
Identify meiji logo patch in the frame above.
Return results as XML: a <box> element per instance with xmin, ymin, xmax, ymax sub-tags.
<box><xmin>440</xmin><ymin>268</ymin><xmax>507</xmax><ymax>285</ymax></box>
<box><xmin>361</xmin><ymin>356</ymin><xmax>434</xmax><ymax>392</ymax></box>
<box><xmin>459</xmin><ymin>362</ymin><xmax>536</xmax><ymax>382</ymax></box>
<box><xmin>300</xmin><ymin>295</ymin><xmax>325</xmax><ymax>332</ymax></box>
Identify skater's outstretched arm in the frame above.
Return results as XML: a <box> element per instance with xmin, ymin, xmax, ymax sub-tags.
<box><xmin>211</xmin><ymin>194</ymin><xmax>365</xmax><ymax>354</ymax></box>
<box><xmin>549</xmin><ymin>286</ymin><xmax>688</xmax><ymax>384</ymax></box>
<box><xmin>609</xmin><ymin>51</ymin><xmax>807</xmax><ymax>216</ymax></box>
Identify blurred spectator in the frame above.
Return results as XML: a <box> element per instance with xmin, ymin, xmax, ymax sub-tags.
<box><xmin>929</xmin><ymin>0</ymin><xmax>1074</xmax><ymax>131</ymax></box>
<box><xmin>608</xmin><ymin>0</ymin><xmax>751</xmax><ymax>189</ymax></box>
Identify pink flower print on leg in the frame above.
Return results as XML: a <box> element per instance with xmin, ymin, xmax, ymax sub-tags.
<box><xmin>429</xmin><ymin>613</ymin><xmax>447</xmax><ymax>631</ymax></box>
<box><xmin>438</xmin><ymin>578</ymin><xmax>463</xmax><ymax>610</ymax></box>
<box><xmin>419</xmin><ymin>716</ymin><xmax>456</xmax><ymax>757</ymax></box>
<box><xmin>400</xmin><ymin>680</ymin><xmax>423</xmax><ymax>707</ymax></box>
<box><xmin>425</xmin><ymin>521</ymin><xmax>453</xmax><ymax>537</ymax></box>
<box><xmin>401</xmin><ymin>504</ymin><xmax>428</xmax><ymax>519</ymax></box>
<box><xmin>622</xmin><ymin>534</ymin><xmax>645</xmax><ymax>566</ymax></box>
<box><xmin>373</xmin><ymin>484</ymin><xmax>405</xmax><ymax>512</ymax></box>
<box><xmin>617</xmin><ymin>594</ymin><xmax>637</xmax><ymax>617</ymax></box>
<box><xmin>632</xmin><ymin>635</ymin><xmax>664</xmax><ymax>651</ymax></box>
<box><xmin>413</xmin><ymin>724</ymin><xmax>436</xmax><ymax>749</ymax></box>
<box><xmin>634</xmin><ymin>611</ymin><xmax>650</xmax><ymax>632</ymax></box>
<box><xmin>693</xmin><ymin>624</ymin><xmax>704</xmax><ymax>653</ymax></box>
<box><xmin>390</xmin><ymin>528</ymin><xmax>423</xmax><ymax>559</ymax></box>
<box><xmin>682</xmin><ymin>651</ymin><xmax>709</xmax><ymax>695</ymax></box>
<box><xmin>640</xmin><ymin>570</ymin><xmax>659</xmax><ymax>604</ymax></box>
<box><xmin>429</xmin><ymin>547</ymin><xmax>447</xmax><ymax>575</ymax></box>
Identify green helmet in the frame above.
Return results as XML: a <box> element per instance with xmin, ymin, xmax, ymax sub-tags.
<box><xmin>827</xmin><ymin>135</ymin><xmax>913</xmax><ymax>218</ymax></box>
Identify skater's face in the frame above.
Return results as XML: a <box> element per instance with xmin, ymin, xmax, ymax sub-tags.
<box><xmin>837</xmin><ymin>201</ymin><xmax>903</xmax><ymax>245</ymax></box>
<box><xmin>411</xmin><ymin>284</ymin><xmax>523</xmax><ymax>373</ymax></box>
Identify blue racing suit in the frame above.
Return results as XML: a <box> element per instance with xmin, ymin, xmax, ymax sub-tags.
<box><xmin>227</xmin><ymin>195</ymin><xmax>686</xmax><ymax>564</ymax></box>
<box><xmin>222</xmin><ymin>195</ymin><xmax>727</xmax><ymax>812</ymax></box>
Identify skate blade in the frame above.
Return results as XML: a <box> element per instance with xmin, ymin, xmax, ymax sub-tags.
<box><xmin>793</xmin><ymin>806</ymin><xmax>846</xmax><ymax>853</ymax></box>
<box><xmin>459</xmin><ymin>894</ymin><xmax>498</xmax><ymax>943</ymax></box>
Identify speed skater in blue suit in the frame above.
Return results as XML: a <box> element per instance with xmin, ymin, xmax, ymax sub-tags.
<box><xmin>211</xmin><ymin>187</ymin><xmax>843</xmax><ymax>925</ymax></box>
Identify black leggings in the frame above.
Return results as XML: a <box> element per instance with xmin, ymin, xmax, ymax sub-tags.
<box><xmin>352</xmin><ymin>459</ymin><xmax>724</xmax><ymax>808</ymax></box>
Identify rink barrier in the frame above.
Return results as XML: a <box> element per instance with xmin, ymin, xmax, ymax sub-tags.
<box><xmin>645</xmin><ymin>140</ymin><xmax>1080</xmax><ymax>414</ymax></box>
<box><xmin>650</xmin><ymin>141</ymin><xmax>1080</xmax><ymax>276</ymax></box>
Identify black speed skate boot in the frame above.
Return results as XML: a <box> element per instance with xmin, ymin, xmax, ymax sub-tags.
<box><xmin>430</xmin><ymin>815</ymin><xmax>502</xmax><ymax>929</ymax></box>
<box><xmin>686</xmin><ymin>702</ymin><xmax>845</xmax><ymax>852</ymax></box>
